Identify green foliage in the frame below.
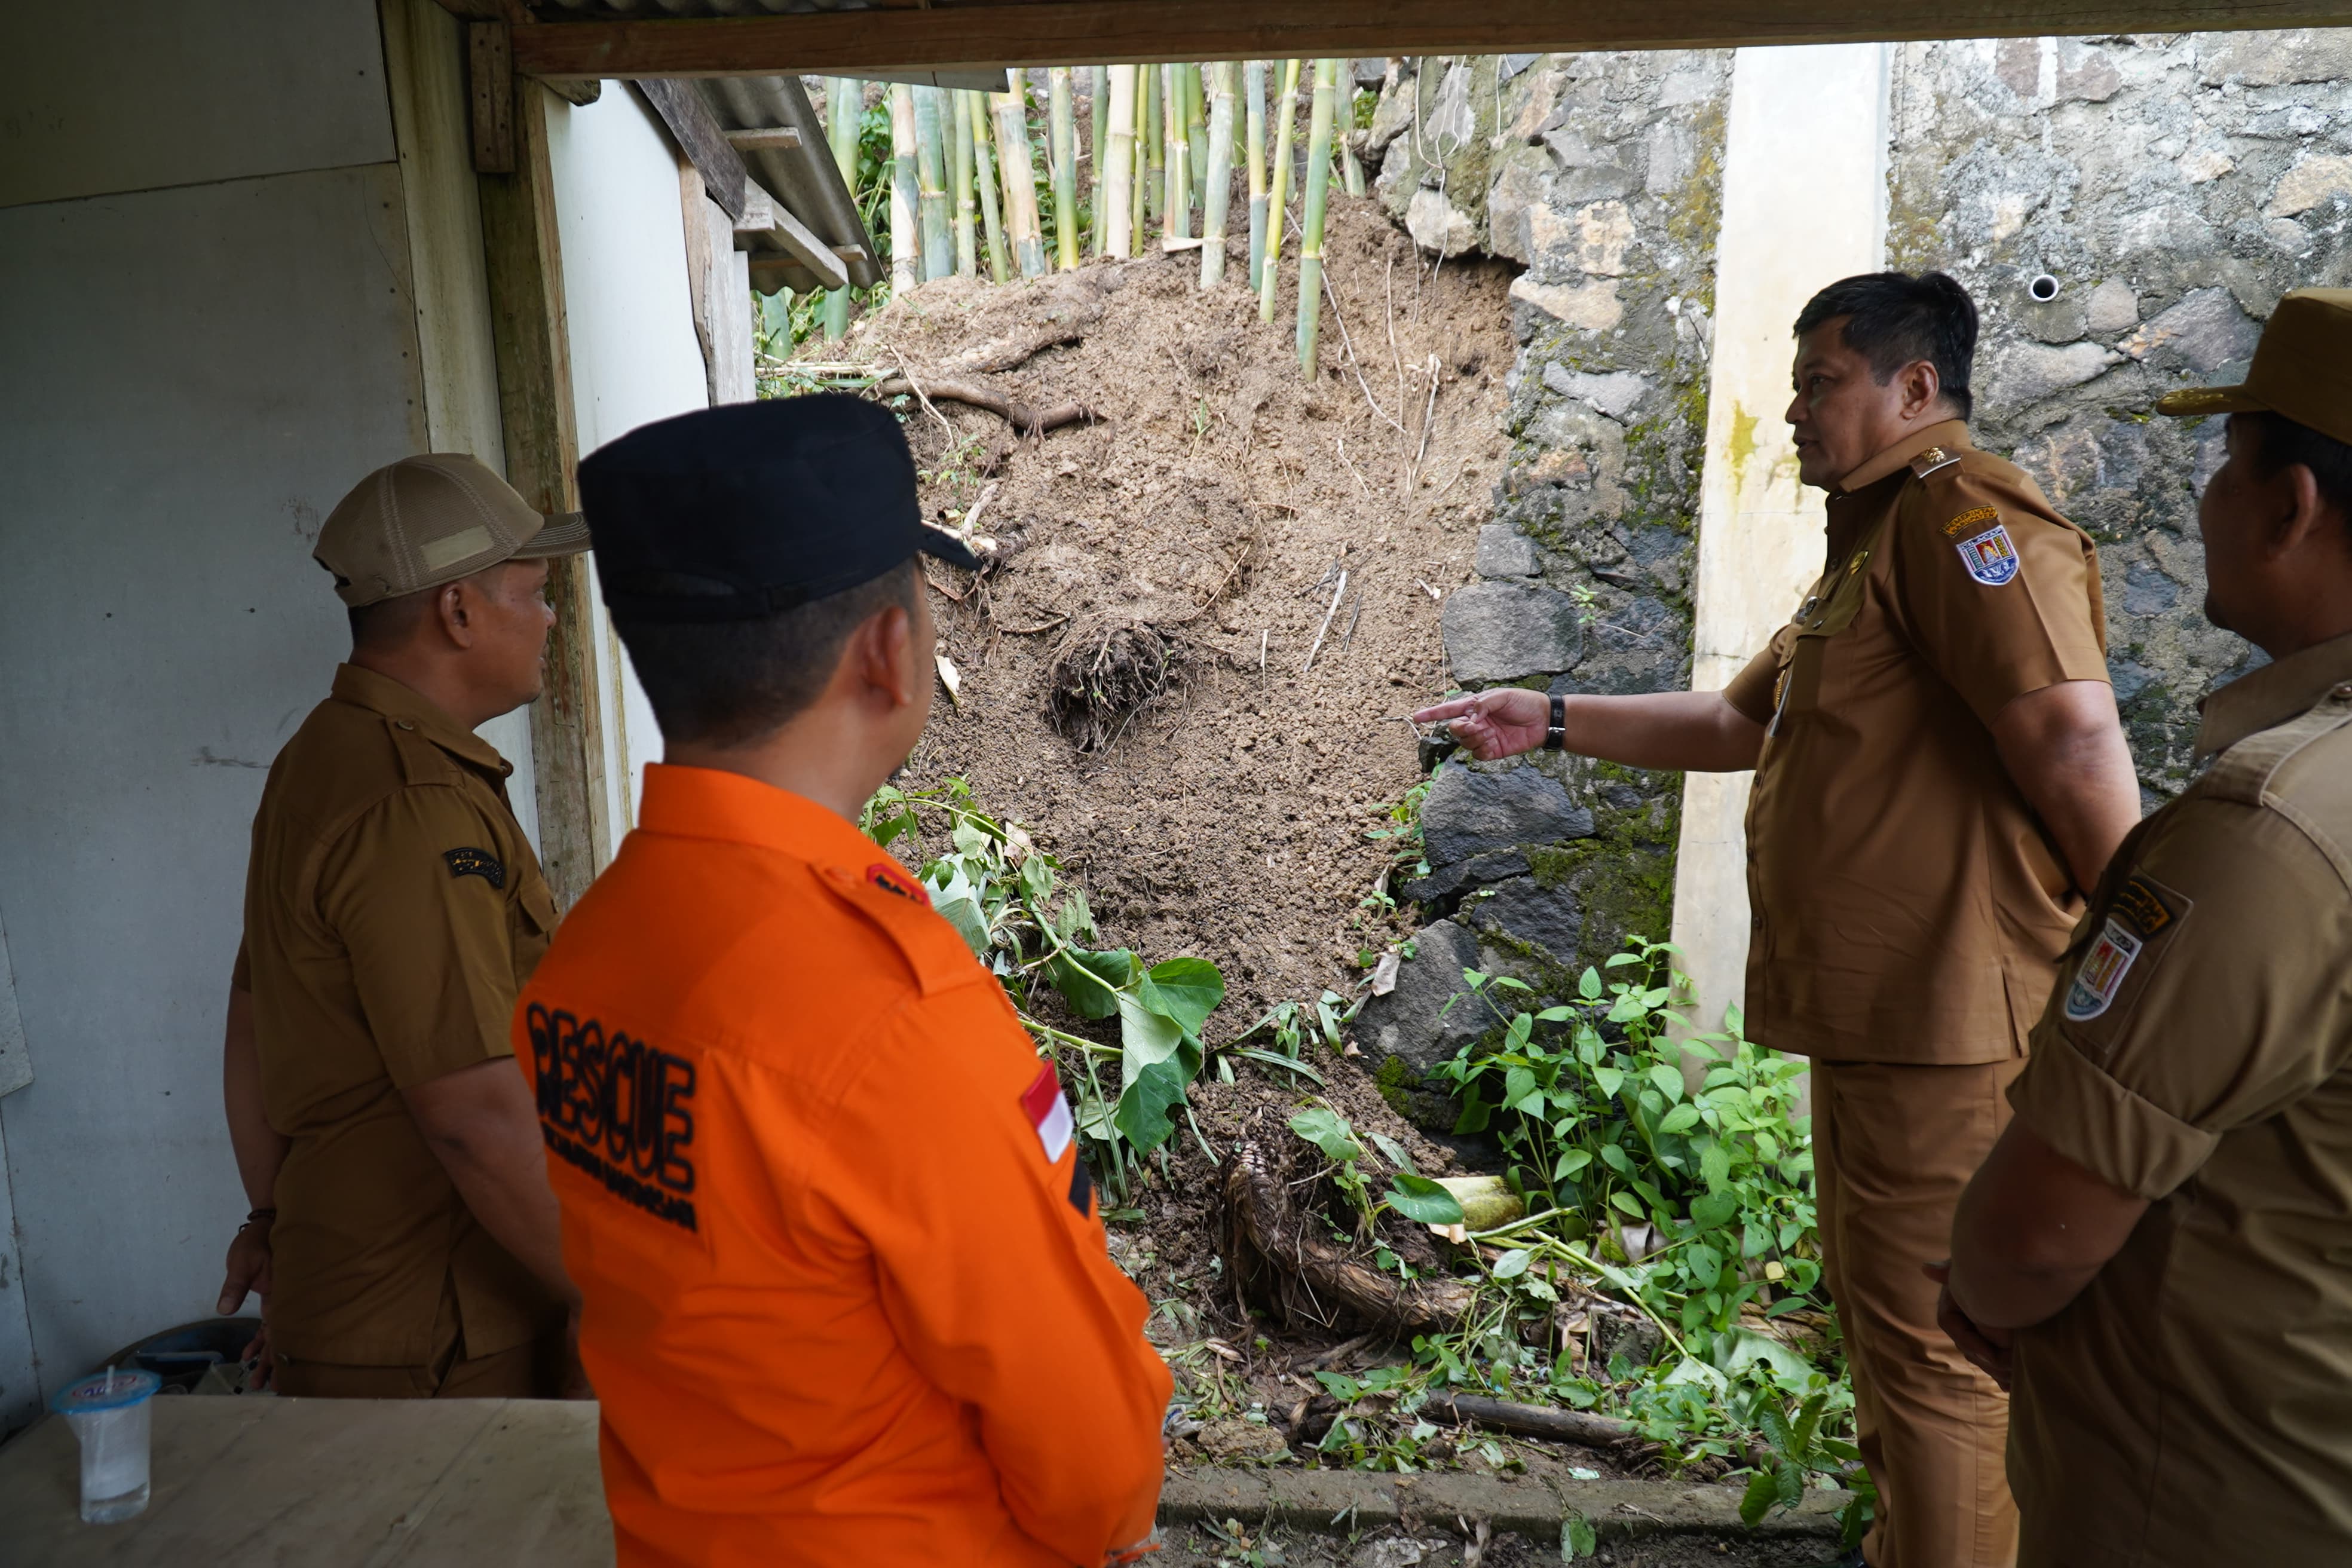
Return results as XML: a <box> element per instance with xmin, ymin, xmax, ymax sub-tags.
<box><xmin>861</xmin><ymin>778</ymin><xmax>1225</xmax><ymax>1196</ymax></box>
<box><xmin>1741</xmin><ymin>1384</ymin><xmax>1876</xmax><ymax>1549</ymax></box>
<box><xmin>1285</xmin><ymin>1101</ymin><xmax>1465</xmax><ymax>1235</ymax></box>
<box><xmin>1432</xmin><ymin>939</ymin><xmax>1819</xmax><ymax>1346</ymax></box>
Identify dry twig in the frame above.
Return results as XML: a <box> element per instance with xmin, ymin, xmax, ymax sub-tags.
<box><xmin>1300</xmin><ymin>568</ymin><xmax>1349</xmax><ymax>675</ymax></box>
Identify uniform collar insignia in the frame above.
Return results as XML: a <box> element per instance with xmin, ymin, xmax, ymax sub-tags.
<box><xmin>1835</xmin><ymin>419</ymin><xmax>1974</xmax><ymax>494</ymax></box>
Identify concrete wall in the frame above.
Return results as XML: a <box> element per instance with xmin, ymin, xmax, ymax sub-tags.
<box><xmin>543</xmin><ymin>85</ymin><xmax>717</xmax><ymax>840</ymax></box>
<box><xmin>0</xmin><ymin>0</ymin><xmax>416</xmax><ymax>1431</ymax></box>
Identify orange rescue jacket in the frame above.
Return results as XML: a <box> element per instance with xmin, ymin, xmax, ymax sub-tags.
<box><xmin>514</xmin><ymin>764</ymin><xmax>1171</xmax><ymax>1566</ymax></box>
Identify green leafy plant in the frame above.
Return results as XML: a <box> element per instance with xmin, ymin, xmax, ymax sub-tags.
<box><xmin>1431</xmin><ymin>939</ymin><xmax>1820</xmax><ymax>1352</ymax></box>
<box><xmin>862</xmin><ymin>779</ymin><xmax>1226</xmax><ymax>1195</ymax></box>
<box><xmin>1741</xmin><ymin>1386</ymin><xmax>1875</xmax><ymax>1549</ymax></box>
<box><xmin>1285</xmin><ymin>1101</ymin><xmax>1464</xmax><ymax>1233</ymax></box>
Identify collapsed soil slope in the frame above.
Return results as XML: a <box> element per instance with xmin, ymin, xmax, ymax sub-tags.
<box><xmin>831</xmin><ymin>195</ymin><xmax>1514</xmax><ymax>1027</ymax></box>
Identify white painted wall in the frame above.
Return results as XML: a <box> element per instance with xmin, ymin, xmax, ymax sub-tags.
<box><xmin>1671</xmin><ymin>45</ymin><xmax>1891</xmax><ymax>1040</ymax></box>
<box><xmin>543</xmin><ymin>86</ymin><xmax>717</xmax><ymax>845</ymax></box>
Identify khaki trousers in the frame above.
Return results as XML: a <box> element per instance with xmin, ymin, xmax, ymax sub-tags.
<box><xmin>1815</xmin><ymin>1058</ymin><xmax>2023</xmax><ymax>1568</ymax></box>
<box><xmin>272</xmin><ymin>1276</ymin><xmax>562</xmax><ymax>1400</ymax></box>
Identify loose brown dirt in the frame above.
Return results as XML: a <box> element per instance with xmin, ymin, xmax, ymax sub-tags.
<box><xmin>828</xmin><ymin>194</ymin><xmax>1515</xmax><ymax>1028</ymax></box>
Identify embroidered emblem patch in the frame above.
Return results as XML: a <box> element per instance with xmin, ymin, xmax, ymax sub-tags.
<box><xmin>1942</xmin><ymin>504</ymin><xmax>1999</xmax><ymax>538</ymax></box>
<box><xmin>2064</xmin><ymin>918</ymin><xmax>2143</xmax><ymax>1022</ymax></box>
<box><xmin>1020</xmin><ymin>1063</ymin><xmax>1074</xmax><ymax>1163</ymax></box>
<box><xmin>865</xmin><ymin>860</ymin><xmax>932</xmax><ymax>907</ymax></box>
<box><xmin>1955</xmin><ymin>524</ymin><xmax>2020</xmax><ymax>586</ymax></box>
<box><xmin>443</xmin><ymin>847</ymin><xmax>506</xmax><ymax>889</ymax></box>
<box><xmin>2111</xmin><ymin>875</ymin><xmax>2176</xmax><ymax>939</ymax></box>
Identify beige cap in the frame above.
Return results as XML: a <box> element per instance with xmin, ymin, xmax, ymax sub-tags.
<box><xmin>314</xmin><ymin>453</ymin><xmax>591</xmax><ymax>608</ymax></box>
<box><xmin>2155</xmin><ymin>287</ymin><xmax>2352</xmax><ymax>448</ymax></box>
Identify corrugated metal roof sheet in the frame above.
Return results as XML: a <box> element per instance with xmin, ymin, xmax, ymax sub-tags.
<box><xmin>694</xmin><ymin>74</ymin><xmax>881</xmax><ymax>295</ymax></box>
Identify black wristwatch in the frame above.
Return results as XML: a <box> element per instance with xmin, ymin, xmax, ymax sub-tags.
<box><xmin>1544</xmin><ymin>693</ymin><xmax>1567</xmax><ymax>750</ymax></box>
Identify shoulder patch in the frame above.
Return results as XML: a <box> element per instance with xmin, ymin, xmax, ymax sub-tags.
<box><xmin>1941</xmin><ymin>504</ymin><xmax>1999</xmax><ymax>538</ymax></box>
<box><xmin>443</xmin><ymin>846</ymin><xmax>507</xmax><ymax>889</ymax></box>
<box><xmin>2063</xmin><ymin>918</ymin><xmax>2141</xmax><ymax>1021</ymax></box>
<box><xmin>1910</xmin><ymin>446</ymin><xmax>1962</xmax><ymax>479</ymax></box>
<box><xmin>2063</xmin><ymin>871</ymin><xmax>2191</xmax><ymax>1026</ymax></box>
<box><xmin>1954</xmin><ymin>522</ymin><xmax>2020</xmax><ymax>586</ymax></box>
<box><xmin>816</xmin><ymin>862</ymin><xmax>988</xmax><ymax>998</ymax></box>
<box><xmin>865</xmin><ymin>860</ymin><xmax>932</xmax><ymax>906</ymax></box>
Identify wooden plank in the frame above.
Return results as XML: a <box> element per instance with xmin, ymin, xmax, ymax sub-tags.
<box><xmin>512</xmin><ymin>0</ymin><xmax>2352</xmax><ymax>77</ymax></box>
<box><xmin>467</xmin><ymin>22</ymin><xmax>514</xmax><ymax>174</ymax></box>
<box><xmin>722</xmin><ymin>125</ymin><xmax>804</xmax><ymax>151</ymax></box>
<box><xmin>736</xmin><ymin>182</ymin><xmax>852</xmax><ymax>290</ymax></box>
<box><xmin>478</xmin><ymin>80</ymin><xmax>611</xmax><ymax>911</ymax></box>
<box><xmin>638</xmin><ymin>77</ymin><xmax>747</xmax><ymax>221</ymax></box>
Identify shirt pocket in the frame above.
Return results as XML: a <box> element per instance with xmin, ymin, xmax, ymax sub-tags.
<box><xmin>1775</xmin><ymin>551</ymin><xmax>1878</xmax><ymax>730</ymax></box>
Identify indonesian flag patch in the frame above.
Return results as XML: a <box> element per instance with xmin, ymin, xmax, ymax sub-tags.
<box><xmin>1020</xmin><ymin>1064</ymin><xmax>1073</xmax><ymax>1163</ymax></box>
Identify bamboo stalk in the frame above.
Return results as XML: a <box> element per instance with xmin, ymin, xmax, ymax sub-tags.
<box><xmin>1102</xmin><ymin>65</ymin><xmax>1137</xmax><ymax>259</ymax></box>
<box><xmin>969</xmin><ymin>89</ymin><xmax>1009</xmax><ymax>284</ymax></box>
<box><xmin>1088</xmin><ymin>67</ymin><xmax>1109</xmax><ymax>258</ymax></box>
<box><xmin>914</xmin><ymin>86</ymin><xmax>953</xmax><ymax>281</ymax></box>
<box><xmin>1200</xmin><ymin>62</ymin><xmax>1236</xmax><ymax>288</ymax></box>
<box><xmin>1342</xmin><ymin>128</ymin><xmax>1367</xmax><ymax>197</ymax></box>
<box><xmin>1184</xmin><ymin>64</ymin><xmax>1210</xmax><ymax>228</ymax></box>
<box><xmin>992</xmin><ymin>86</ymin><xmax>1048</xmax><ymax>278</ymax></box>
<box><xmin>888</xmin><ymin>84</ymin><xmax>920</xmax><ymax>294</ymax></box>
<box><xmin>1160</xmin><ymin>65</ymin><xmax>1189</xmax><ymax>243</ymax></box>
<box><xmin>1258</xmin><ymin>59</ymin><xmax>1301</xmax><ymax>325</ymax></box>
<box><xmin>1297</xmin><ymin>59</ymin><xmax>1339</xmax><ymax>381</ymax></box>
<box><xmin>1244</xmin><ymin>60</ymin><xmax>1268</xmax><ymax>293</ymax></box>
<box><xmin>822</xmin><ymin>77</ymin><xmax>862</xmax><ymax>338</ymax></box>
<box><xmin>950</xmin><ymin>81</ymin><xmax>977</xmax><ymax>277</ymax></box>
<box><xmin>1142</xmin><ymin>62</ymin><xmax>1163</xmax><ymax>223</ymax></box>
<box><xmin>1130</xmin><ymin>66</ymin><xmax>1150</xmax><ymax>248</ymax></box>
<box><xmin>1048</xmin><ymin>66</ymin><xmax>1079</xmax><ymax>271</ymax></box>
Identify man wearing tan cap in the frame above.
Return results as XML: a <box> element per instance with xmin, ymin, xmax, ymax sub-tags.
<box><xmin>1936</xmin><ymin>289</ymin><xmax>2352</xmax><ymax>1564</ymax></box>
<box><xmin>212</xmin><ymin>453</ymin><xmax>591</xmax><ymax>1398</ymax></box>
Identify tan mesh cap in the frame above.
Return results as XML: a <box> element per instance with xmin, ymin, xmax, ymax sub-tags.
<box><xmin>2155</xmin><ymin>287</ymin><xmax>2352</xmax><ymax>448</ymax></box>
<box><xmin>314</xmin><ymin>453</ymin><xmax>591</xmax><ymax>608</ymax></box>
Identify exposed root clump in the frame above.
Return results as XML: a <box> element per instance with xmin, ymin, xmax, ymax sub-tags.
<box><xmin>1046</xmin><ymin>619</ymin><xmax>1190</xmax><ymax>752</ymax></box>
<box><xmin>1220</xmin><ymin>1105</ymin><xmax>1477</xmax><ymax>1337</ymax></box>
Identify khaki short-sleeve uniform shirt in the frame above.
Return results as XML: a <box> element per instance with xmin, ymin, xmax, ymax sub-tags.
<box><xmin>235</xmin><ymin>664</ymin><xmax>561</xmax><ymax>1365</ymax></box>
<box><xmin>1722</xmin><ymin>421</ymin><xmax>2109</xmax><ymax>1062</ymax></box>
<box><xmin>2005</xmin><ymin>633</ymin><xmax>2352</xmax><ymax>1566</ymax></box>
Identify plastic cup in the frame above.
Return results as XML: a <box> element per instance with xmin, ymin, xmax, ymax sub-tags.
<box><xmin>51</xmin><ymin>1368</ymin><xmax>161</xmax><ymax>1524</ymax></box>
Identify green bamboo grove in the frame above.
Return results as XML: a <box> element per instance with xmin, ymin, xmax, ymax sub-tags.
<box><xmin>815</xmin><ymin>64</ymin><xmax>1372</xmax><ymax>381</ymax></box>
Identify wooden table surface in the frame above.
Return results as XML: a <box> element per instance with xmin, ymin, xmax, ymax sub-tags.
<box><xmin>0</xmin><ymin>1395</ymin><xmax>614</xmax><ymax>1565</ymax></box>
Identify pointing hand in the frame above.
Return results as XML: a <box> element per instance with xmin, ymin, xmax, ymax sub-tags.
<box><xmin>1410</xmin><ymin>688</ymin><xmax>1552</xmax><ymax>761</ymax></box>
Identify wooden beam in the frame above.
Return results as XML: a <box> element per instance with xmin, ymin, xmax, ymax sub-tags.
<box><xmin>512</xmin><ymin>0</ymin><xmax>2352</xmax><ymax>78</ymax></box>
<box><xmin>467</xmin><ymin>22</ymin><xmax>514</xmax><ymax>174</ymax></box>
<box><xmin>477</xmin><ymin>80</ymin><xmax>611</xmax><ymax>911</ymax></box>
<box><xmin>722</xmin><ymin>125</ymin><xmax>804</xmax><ymax>151</ymax></box>
<box><xmin>735</xmin><ymin>182</ymin><xmax>852</xmax><ymax>290</ymax></box>
<box><xmin>638</xmin><ymin>78</ymin><xmax>747</xmax><ymax>221</ymax></box>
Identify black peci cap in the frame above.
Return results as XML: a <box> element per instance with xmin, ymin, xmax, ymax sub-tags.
<box><xmin>575</xmin><ymin>393</ymin><xmax>979</xmax><ymax>623</ymax></box>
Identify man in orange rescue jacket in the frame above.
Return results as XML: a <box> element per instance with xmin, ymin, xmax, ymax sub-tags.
<box><xmin>515</xmin><ymin>394</ymin><xmax>1171</xmax><ymax>1566</ymax></box>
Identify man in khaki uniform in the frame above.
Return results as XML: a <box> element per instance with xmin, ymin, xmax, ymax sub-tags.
<box><xmin>1418</xmin><ymin>272</ymin><xmax>2142</xmax><ymax>1568</ymax></box>
<box><xmin>1940</xmin><ymin>289</ymin><xmax>2352</xmax><ymax>1566</ymax></box>
<box><xmin>213</xmin><ymin>454</ymin><xmax>589</xmax><ymax>1397</ymax></box>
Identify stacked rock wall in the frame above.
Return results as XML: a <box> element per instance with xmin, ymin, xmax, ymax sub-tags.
<box><xmin>1359</xmin><ymin>51</ymin><xmax>1733</xmax><ymax>1125</ymax></box>
<box><xmin>1885</xmin><ymin>30</ymin><xmax>2352</xmax><ymax>798</ymax></box>
<box><xmin>1356</xmin><ymin>34</ymin><xmax>2352</xmax><ymax>1128</ymax></box>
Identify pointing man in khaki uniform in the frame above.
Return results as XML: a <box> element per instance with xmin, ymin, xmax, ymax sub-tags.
<box><xmin>214</xmin><ymin>455</ymin><xmax>589</xmax><ymax>1397</ymax></box>
<box><xmin>1418</xmin><ymin>272</ymin><xmax>2142</xmax><ymax>1567</ymax></box>
<box><xmin>1941</xmin><ymin>290</ymin><xmax>2352</xmax><ymax>1566</ymax></box>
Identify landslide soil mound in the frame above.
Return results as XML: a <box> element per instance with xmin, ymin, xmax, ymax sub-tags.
<box><xmin>825</xmin><ymin>195</ymin><xmax>1515</xmax><ymax>1027</ymax></box>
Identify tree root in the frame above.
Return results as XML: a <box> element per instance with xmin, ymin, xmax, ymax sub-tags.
<box><xmin>1046</xmin><ymin>618</ymin><xmax>1187</xmax><ymax>753</ymax></box>
<box><xmin>873</xmin><ymin>372</ymin><xmax>1096</xmax><ymax>437</ymax></box>
<box><xmin>1220</xmin><ymin>1106</ymin><xmax>1477</xmax><ymax>1337</ymax></box>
